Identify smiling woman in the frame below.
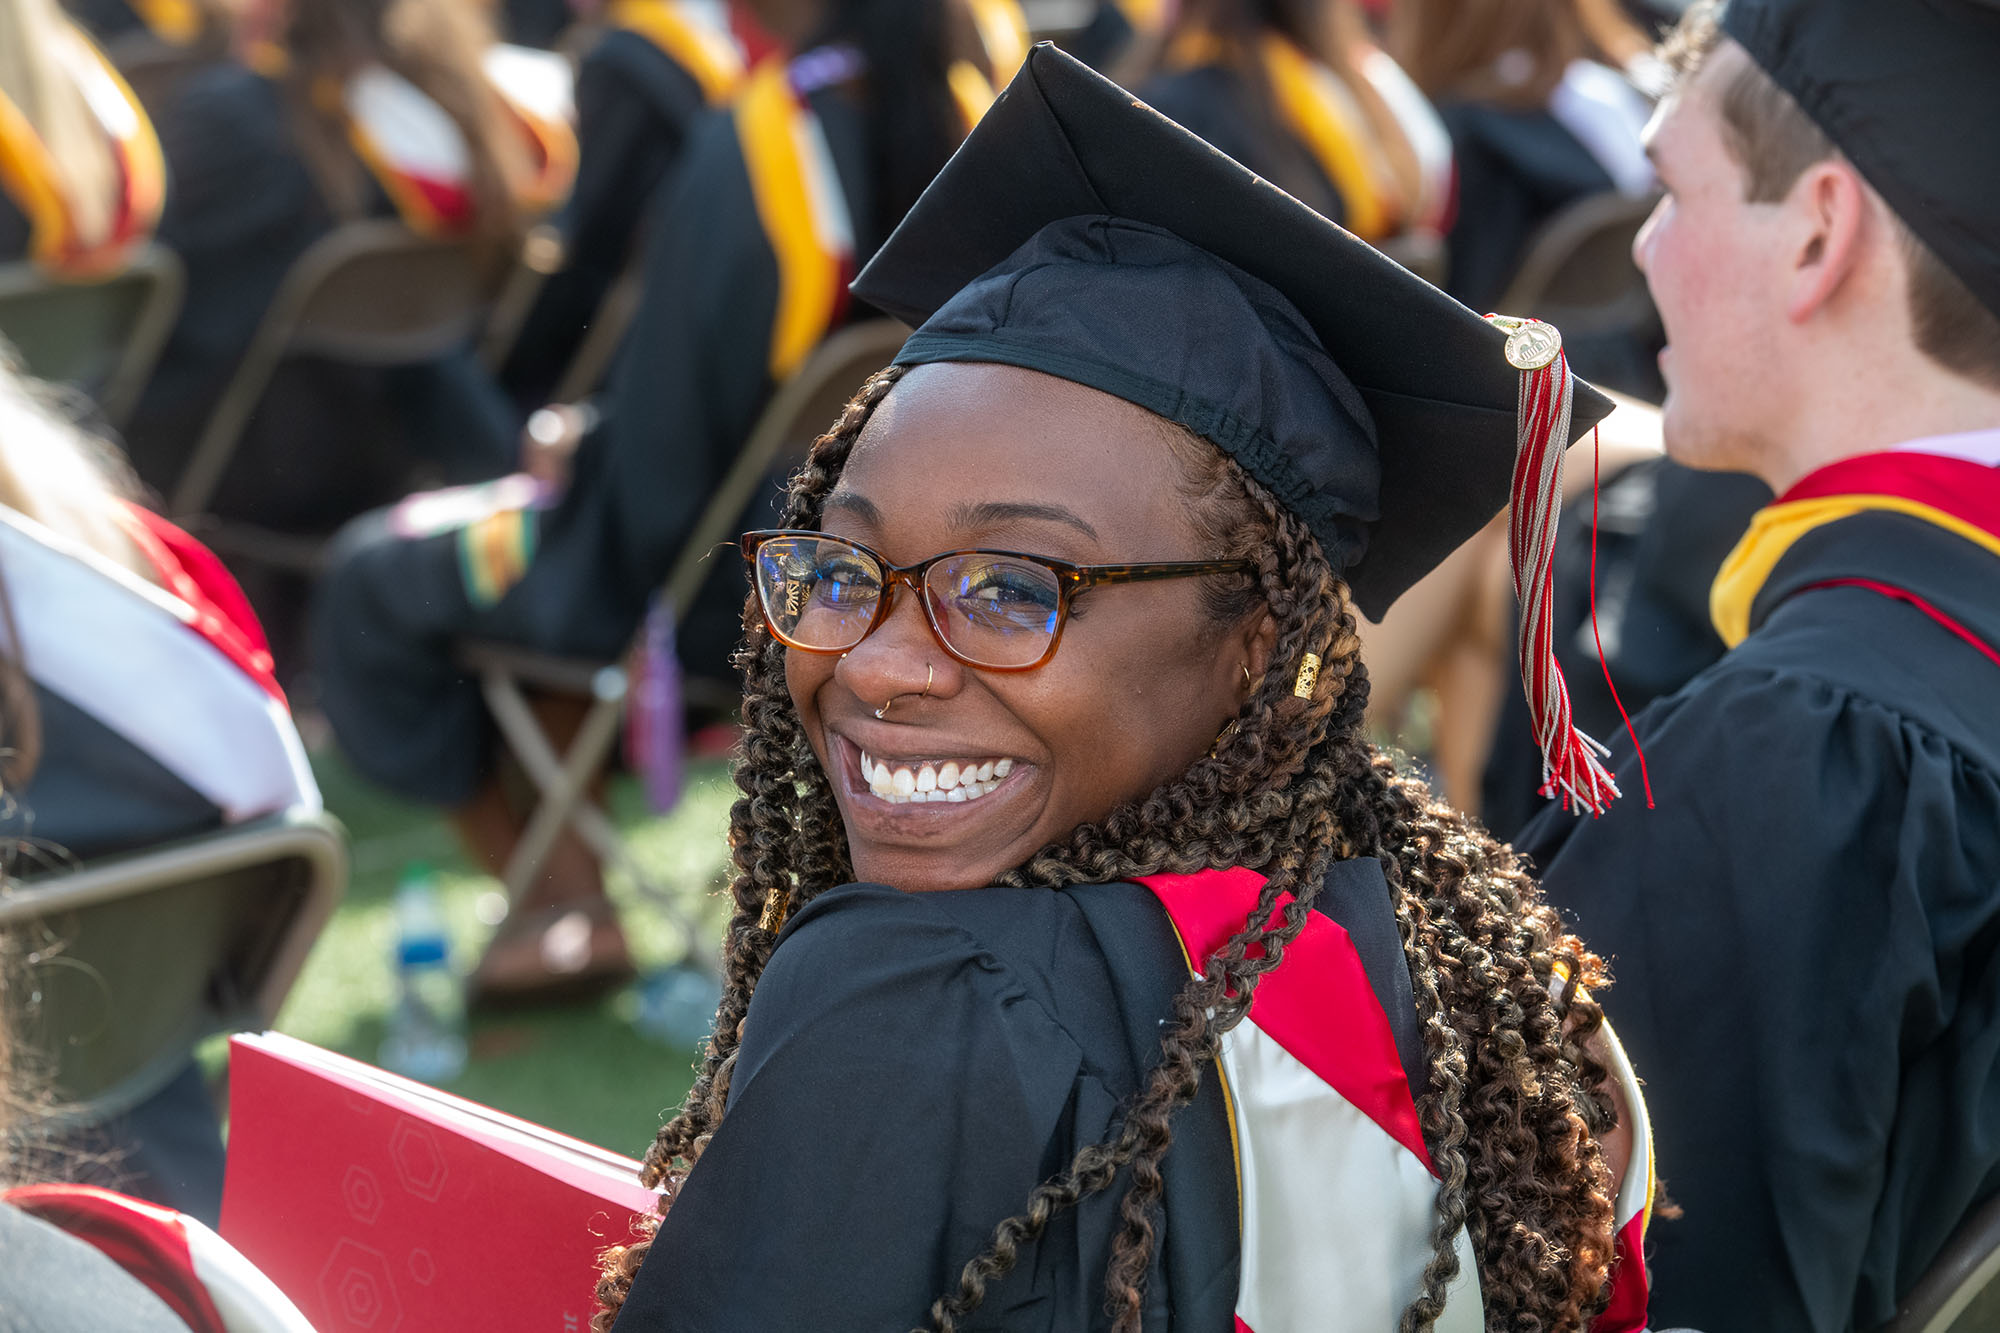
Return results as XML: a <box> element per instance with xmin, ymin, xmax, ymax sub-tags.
<box><xmin>596</xmin><ymin>46</ymin><xmax>1658</xmax><ymax>1333</ymax></box>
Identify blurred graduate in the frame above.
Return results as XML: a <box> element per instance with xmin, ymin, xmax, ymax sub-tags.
<box><xmin>120</xmin><ymin>0</ymin><xmax>574</xmax><ymax>542</ymax></box>
<box><xmin>1519</xmin><ymin>2</ymin><xmax>2000</xmax><ymax>1327</ymax></box>
<box><xmin>313</xmin><ymin>0</ymin><xmax>1006</xmax><ymax>1006</ymax></box>
<box><xmin>0</xmin><ymin>0</ymin><xmax>164</xmax><ymax>278</ymax></box>
<box><xmin>1129</xmin><ymin>0</ymin><xmax>1452</xmax><ymax>264</ymax></box>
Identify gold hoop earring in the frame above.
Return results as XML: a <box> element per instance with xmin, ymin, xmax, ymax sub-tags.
<box><xmin>1241</xmin><ymin>664</ymin><xmax>1253</xmax><ymax>691</ymax></box>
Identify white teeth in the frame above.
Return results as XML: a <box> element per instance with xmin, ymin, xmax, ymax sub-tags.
<box><xmin>856</xmin><ymin>748</ymin><xmax>1018</xmax><ymax>806</ymax></box>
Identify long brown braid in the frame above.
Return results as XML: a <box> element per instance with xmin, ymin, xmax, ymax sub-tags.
<box><xmin>596</xmin><ymin>367</ymin><xmax>1625</xmax><ymax>1332</ymax></box>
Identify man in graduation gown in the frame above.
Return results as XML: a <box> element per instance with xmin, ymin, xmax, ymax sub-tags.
<box><xmin>1516</xmin><ymin>3</ymin><xmax>2000</xmax><ymax>1330</ymax></box>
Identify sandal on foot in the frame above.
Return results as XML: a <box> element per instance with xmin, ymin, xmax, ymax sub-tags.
<box><xmin>467</xmin><ymin>898</ymin><xmax>636</xmax><ymax>1012</ymax></box>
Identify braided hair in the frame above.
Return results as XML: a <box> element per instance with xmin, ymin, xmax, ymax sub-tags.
<box><xmin>595</xmin><ymin>365</ymin><xmax>1626</xmax><ymax>1332</ymax></box>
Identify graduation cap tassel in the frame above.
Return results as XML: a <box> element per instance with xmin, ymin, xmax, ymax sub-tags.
<box><xmin>1493</xmin><ymin>317</ymin><xmax>1621</xmax><ymax>815</ymax></box>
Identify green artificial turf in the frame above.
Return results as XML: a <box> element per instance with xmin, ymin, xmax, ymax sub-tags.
<box><xmin>227</xmin><ymin>747</ymin><xmax>740</xmax><ymax>1160</ymax></box>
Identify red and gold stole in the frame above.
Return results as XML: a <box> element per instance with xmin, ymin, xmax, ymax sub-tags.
<box><xmin>1711</xmin><ymin>450</ymin><xmax>2000</xmax><ymax>653</ymax></box>
<box><xmin>1135</xmin><ymin>867</ymin><xmax>1655</xmax><ymax>1332</ymax></box>
<box><xmin>0</xmin><ymin>23</ymin><xmax>164</xmax><ymax>278</ymax></box>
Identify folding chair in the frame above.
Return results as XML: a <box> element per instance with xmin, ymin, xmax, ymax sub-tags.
<box><xmin>548</xmin><ymin>251</ymin><xmax>647</xmax><ymax>403</ymax></box>
<box><xmin>1495</xmin><ymin>190</ymin><xmax>1662</xmax><ymax>341</ymax></box>
<box><xmin>0</xmin><ymin>245</ymin><xmax>185</xmax><ymax>428</ymax></box>
<box><xmin>476</xmin><ymin>222</ymin><xmax>568</xmax><ymax>373</ymax></box>
<box><xmin>0</xmin><ymin>807</ymin><xmax>347</xmax><ymax>1128</ymax></box>
<box><xmin>1877</xmin><ymin>1194</ymin><xmax>2000</xmax><ymax>1333</ymax></box>
<box><xmin>168</xmin><ymin>219</ymin><xmax>502</xmax><ymax>570</ymax></box>
<box><xmin>454</xmin><ymin>317</ymin><xmax>910</xmax><ymax>920</ymax></box>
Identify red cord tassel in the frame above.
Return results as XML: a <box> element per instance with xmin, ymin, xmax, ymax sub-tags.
<box><xmin>1504</xmin><ymin>341</ymin><xmax>1621</xmax><ymax>815</ymax></box>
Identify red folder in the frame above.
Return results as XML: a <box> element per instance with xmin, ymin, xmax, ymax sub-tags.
<box><xmin>221</xmin><ymin>1032</ymin><xmax>660</xmax><ymax>1332</ymax></box>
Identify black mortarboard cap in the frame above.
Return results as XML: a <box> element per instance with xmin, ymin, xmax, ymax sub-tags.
<box><xmin>1723</xmin><ymin>0</ymin><xmax>2000</xmax><ymax>323</ymax></box>
<box><xmin>850</xmin><ymin>43</ymin><xmax>1614</xmax><ymax>620</ymax></box>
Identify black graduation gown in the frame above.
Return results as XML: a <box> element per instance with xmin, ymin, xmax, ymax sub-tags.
<box><xmin>502</xmin><ymin>0</ymin><xmax>574</xmax><ymax>49</ymax></box>
<box><xmin>614</xmin><ymin>861</ymin><xmax>1432</xmax><ymax>1330</ymax></box>
<box><xmin>1437</xmin><ymin>99</ymin><xmax>1662</xmax><ymax>400</ymax></box>
<box><xmin>1136</xmin><ymin>65</ymin><xmax>1352</xmax><ymax>232</ymax></box>
<box><xmin>499</xmin><ymin>28</ymin><xmax>715</xmax><ymax>407</ymax></box>
<box><xmin>0</xmin><ymin>193</ymin><xmax>30</xmax><ymax>261</ymax></box>
<box><xmin>1519</xmin><ymin>510</ymin><xmax>2000</xmax><ymax>1332</ymax></box>
<box><xmin>1481</xmin><ymin>458</ymin><xmax>1771</xmax><ymax>841</ymax></box>
<box><xmin>313</xmin><ymin>82</ymin><xmax>874</xmax><ymax>805</ymax></box>
<box><xmin>123</xmin><ymin>64</ymin><xmax>515</xmax><ymax>534</ymax></box>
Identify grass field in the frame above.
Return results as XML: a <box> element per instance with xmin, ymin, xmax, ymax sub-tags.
<box><xmin>239</xmin><ymin>746</ymin><xmax>740</xmax><ymax>1159</ymax></box>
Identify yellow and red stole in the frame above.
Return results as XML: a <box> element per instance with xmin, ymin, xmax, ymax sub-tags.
<box><xmin>1137</xmin><ymin>867</ymin><xmax>1655</xmax><ymax>1331</ymax></box>
<box><xmin>605</xmin><ymin>0</ymin><xmax>747</xmax><ymax>105</ymax></box>
<box><xmin>335</xmin><ymin>49</ymin><xmax>578</xmax><ymax>237</ymax></box>
<box><xmin>1711</xmin><ymin>450</ymin><xmax>2000</xmax><ymax>657</ymax></box>
<box><xmin>734</xmin><ymin>53</ymin><xmax>856</xmax><ymax>380</ymax></box>
<box><xmin>0</xmin><ymin>23</ymin><xmax>164</xmax><ymax>279</ymax></box>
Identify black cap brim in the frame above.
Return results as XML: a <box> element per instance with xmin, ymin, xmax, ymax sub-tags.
<box><xmin>852</xmin><ymin>44</ymin><xmax>1615</xmax><ymax>619</ymax></box>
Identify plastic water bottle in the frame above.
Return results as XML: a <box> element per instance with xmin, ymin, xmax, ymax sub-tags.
<box><xmin>378</xmin><ymin>864</ymin><xmax>467</xmax><ymax>1083</ymax></box>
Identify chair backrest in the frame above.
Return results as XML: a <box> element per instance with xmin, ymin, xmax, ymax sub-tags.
<box><xmin>0</xmin><ymin>247</ymin><xmax>185</xmax><ymax>427</ymax></box>
<box><xmin>169</xmin><ymin>220</ymin><xmax>498</xmax><ymax>516</ymax></box>
<box><xmin>661</xmin><ymin>317</ymin><xmax>910</xmax><ymax>617</ymax></box>
<box><xmin>1878</xmin><ymin>1194</ymin><xmax>2000</xmax><ymax>1333</ymax></box>
<box><xmin>0</xmin><ymin>809</ymin><xmax>347</xmax><ymax>1127</ymax></box>
<box><xmin>549</xmin><ymin>257</ymin><xmax>646</xmax><ymax>404</ymax></box>
<box><xmin>1495</xmin><ymin>191</ymin><xmax>1661</xmax><ymax>339</ymax></box>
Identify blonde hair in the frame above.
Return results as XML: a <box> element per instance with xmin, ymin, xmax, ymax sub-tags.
<box><xmin>262</xmin><ymin>0</ymin><xmax>538</xmax><ymax>248</ymax></box>
<box><xmin>1387</xmin><ymin>0</ymin><xmax>1651</xmax><ymax>108</ymax></box>
<box><xmin>0</xmin><ymin>353</ymin><xmax>154</xmax><ymax>586</ymax></box>
<box><xmin>0</xmin><ymin>0</ymin><xmax>126</xmax><ymax>255</ymax></box>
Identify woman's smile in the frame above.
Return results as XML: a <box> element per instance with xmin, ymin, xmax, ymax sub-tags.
<box><xmin>822</xmin><ymin>729</ymin><xmax>1041</xmax><ymax>853</ymax></box>
<box><xmin>784</xmin><ymin>362</ymin><xmax>1268</xmax><ymax>893</ymax></box>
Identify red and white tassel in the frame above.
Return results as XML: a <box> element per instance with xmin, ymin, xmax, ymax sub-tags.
<box><xmin>1493</xmin><ymin>316</ymin><xmax>1621</xmax><ymax>815</ymax></box>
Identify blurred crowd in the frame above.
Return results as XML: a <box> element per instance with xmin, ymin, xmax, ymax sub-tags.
<box><xmin>0</xmin><ymin>0</ymin><xmax>1696</xmax><ymax>1202</ymax></box>
<box><xmin>12</xmin><ymin>0</ymin><xmax>1996</xmax><ymax>1328</ymax></box>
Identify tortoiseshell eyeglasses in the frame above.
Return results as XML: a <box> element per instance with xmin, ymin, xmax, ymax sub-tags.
<box><xmin>740</xmin><ymin>529</ymin><xmax>1256</xmax><ymax>670</ymax></box>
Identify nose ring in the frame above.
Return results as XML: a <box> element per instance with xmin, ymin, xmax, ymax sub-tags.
<box><xmin>874</xmin><ymin>663</ymin><xmax>935</xmax><ymax>720</ymax></box>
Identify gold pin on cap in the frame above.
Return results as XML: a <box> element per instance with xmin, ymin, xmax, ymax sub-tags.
<box><xmin>1486</xmin><ymin>314</ymin><xmax>1564</xmax><ymax>371</ymax></box>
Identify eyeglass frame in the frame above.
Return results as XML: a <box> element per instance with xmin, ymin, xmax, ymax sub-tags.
<box><xmin>738</xmin><ymin>528</ymin><xmax>1258</xmax><ymax>672</ymax></box>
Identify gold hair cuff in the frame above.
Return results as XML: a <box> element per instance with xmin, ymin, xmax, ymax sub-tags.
<box><xmin>759</xmin><ymin>888</ymin><xmax>789</xmax><ymax>933</ymax></box>
<box><xmin>1293</xmin><ymin>652</ymin><xmax>1321</xmax><ymax>699</ymax></box>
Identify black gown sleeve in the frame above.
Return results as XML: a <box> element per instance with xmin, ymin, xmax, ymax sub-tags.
<box><xmin>1521</xmin><ymin>624</ymin><xmax>2000</xmax><ymax>1333</ymax></box>
<box><xmin>615</xmin><ymin>884</ymin><xmax>1132</xmax><ymax>1331</ymax></box>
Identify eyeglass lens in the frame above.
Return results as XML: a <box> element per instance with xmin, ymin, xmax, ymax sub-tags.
<box><xmin>752</xmin><ymin>535</ymin><xmax>1063</xmax><ymax>668</ymax></box>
